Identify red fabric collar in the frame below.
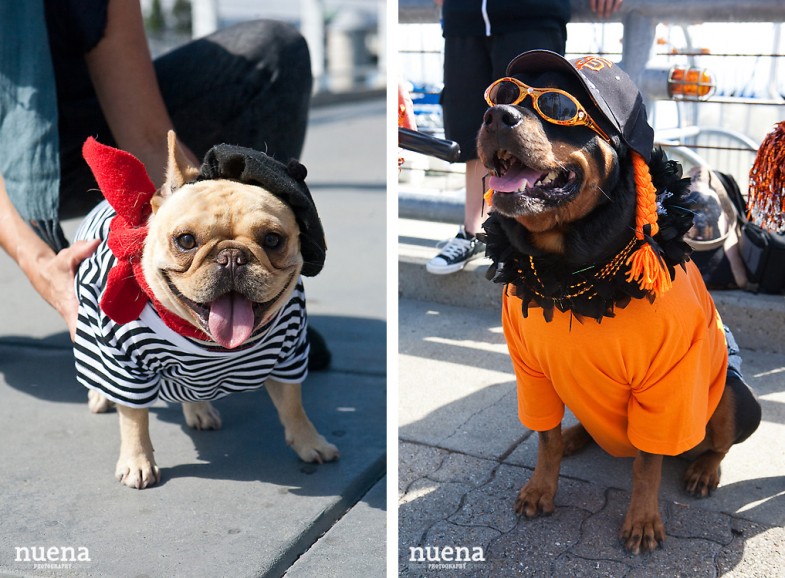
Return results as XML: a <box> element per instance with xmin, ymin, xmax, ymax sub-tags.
<box><xmin>82</xmin><ymin>138</ymin><xmax>209</xmax><ymax>340</ymax></box>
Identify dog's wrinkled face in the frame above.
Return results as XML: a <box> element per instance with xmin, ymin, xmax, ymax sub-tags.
<box><xmin>478</xmin><ymin>70</ymin><xmax>620</xmax><ymax>253</ymax></box>
<box><xmin>142</xmin><ymin>135</ymin><xmax>302</xmax><ymax>349</ymax></box>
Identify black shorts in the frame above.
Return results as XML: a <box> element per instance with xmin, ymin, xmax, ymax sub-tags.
<box><xmin>441</xmin><ymin>27</ymin><xmax>566</xmax><ymax>162</ymax></box>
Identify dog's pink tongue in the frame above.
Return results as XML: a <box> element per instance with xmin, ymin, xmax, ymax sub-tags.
<box><xmin>208</xmin><ymin>293</ymin><xmax>255</xmax><ymax>349</ymax></box>
<box><xmin>489</xmin><ymin>166</ymin><xmax>543</xmax><ymax>193</ymax></box>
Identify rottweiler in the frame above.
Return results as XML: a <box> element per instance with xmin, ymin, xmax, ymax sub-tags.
<box><xmin>477</xmin><ymin>50</ymin><xmax>761</xmax><ymax>554</ymax></box>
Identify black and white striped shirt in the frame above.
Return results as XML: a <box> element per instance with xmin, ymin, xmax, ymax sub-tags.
<box><xmin>73</xmin><ymin>201</ymin><xmax>310</xmax><ymax>408</ymax></box>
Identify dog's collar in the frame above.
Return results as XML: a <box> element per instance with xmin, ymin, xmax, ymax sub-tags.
<box><xmin>82</xmin><ymin>137</ymin><xmax>212</xmax><ymax>341</ymax></box>
<box><xmin>523</xmin><ymin>236</ymin><xmax>638</xmax><ymax>302</ymax></box>
<box><xmin>482</xmin><ymin>228</ymin><xmax>652</xmax><ymax>322</ymax></box>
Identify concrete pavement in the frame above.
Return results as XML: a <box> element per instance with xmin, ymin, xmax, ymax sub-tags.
<box><xmin>0</xmin><ymin>98</ymin><xmax>386</xmax><ymax>577</ymax></box>
<box><xmin>398</xmin><ymin>217</ymin><xmax>785</xmax><ymax>577</ymax></box>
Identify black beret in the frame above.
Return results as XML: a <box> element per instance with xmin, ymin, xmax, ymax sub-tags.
<box><xmin>196</xmin><ymin>144</ymin><xmax>326</xmax><ymax>276</ymax></box>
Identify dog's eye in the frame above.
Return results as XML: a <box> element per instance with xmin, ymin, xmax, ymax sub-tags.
<box><xmin>263</xmin><ymin>233</ymin><xmax>282</xmax><ymax>249</ymax></box>
<box><xmin>175</xmin><ymin>233</ymin><xmax>197</xmax><ymax>251</ymax></box>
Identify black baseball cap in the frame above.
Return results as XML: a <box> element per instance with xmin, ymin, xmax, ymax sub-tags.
<box><xmin>506</xmin><ymin>50</ymin><xmax>654</xmax><ymax>162</ymax></box>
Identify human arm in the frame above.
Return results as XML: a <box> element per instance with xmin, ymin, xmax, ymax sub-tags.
<box><xmin>0</xmin><ymin>175</ymin><xmax>99</xmax><ymax>339</ymax></box>
<box><xmin>589</xmin><ymin>0</ymin><xmax>623</xmax><ymax>18</ymax></box>
<box><xmin>84</xmin><ymin>0</ymin><xmax>198</xmax><ymax>186</ymax></box>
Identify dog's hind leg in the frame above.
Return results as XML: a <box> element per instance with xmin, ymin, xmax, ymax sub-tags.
<box><xmin>515</xmin><ymin>425</ymin><xmax>563</xmax><ymax>518</ymax></box>
<box><xmin>87</xmin><ymin>390</ymin><xmax>115</xmax><ymax>413</ymax></box>
<box><xmin>562</xmin><ymin>422</ymin><xmax>593</xmax><ymax>456</ymax></box>
<box><xmin>265</xmin><ymin>379</ymin><xmax>339</xmax><ymax>463</ymax></box>
<box><xmin>621</xmin><ymin>451</ymin><xmax>665</xmax><ymax>554</ymax></box>
<box><xmin>182</xmin><ymin>401</ymin><xmax>222</xmax><ymax>430</ymax></box>
<box><xmin>684</xmin><ymin>373</ymin><xmax>761</xmax><ymax>497</ymax></box>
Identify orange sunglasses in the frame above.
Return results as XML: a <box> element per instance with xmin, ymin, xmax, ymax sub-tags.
<box><xmin>484</xmin><ymin>77</ymin><xmax>611</xmax><ymax>142</ymax></box>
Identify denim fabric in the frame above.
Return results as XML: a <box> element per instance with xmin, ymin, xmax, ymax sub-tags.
<box><xmin>724</xmin><ymin>324</ymin><xmax>744</xmax><ymax>379</ymax></box>
<box><xmin>0</xmin><ymin>0</ymin><xmax>64</xmax><ymax>249</ymax></box>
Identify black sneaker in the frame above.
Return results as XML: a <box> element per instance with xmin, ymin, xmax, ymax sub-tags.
<box><xmin>426</xmin><ymin>226</ymin><xmax>486</xmax><ymax>275</ymax></box>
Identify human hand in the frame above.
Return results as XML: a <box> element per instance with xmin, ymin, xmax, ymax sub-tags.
<box><xmin>589</xmin><ymin>0</ymin><xmax>623</xmax><ymax>18</ymax></box>
<box><xmin>433</xmin><ymin>0</ymin><xmax>443</xmax><ymax>6</ymax></box>
<box><xmin>33</xmin><ymin>239</ymin><xmax>100</xmax><ymax>340</ymax></box>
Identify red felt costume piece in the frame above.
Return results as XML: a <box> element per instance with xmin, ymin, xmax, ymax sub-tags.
<box><xmin>81</xmin><ymin>137</ymin><xmax>209</xmax><ymax>340</ymax></box>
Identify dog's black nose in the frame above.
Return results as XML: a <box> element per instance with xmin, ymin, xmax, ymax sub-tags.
<box><xmin>216</xmin><ymin>247</ymin><xmax>248</xmax><ymax>273</ymax></box>
<box><xmin>483</xmin><ymin>105</ymin><xmax>523</xmax><ymax>130</ymax></box>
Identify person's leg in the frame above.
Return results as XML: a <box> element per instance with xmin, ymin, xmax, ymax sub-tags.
<box><xmin>427</xmin><ymin>36</ymin><xmax>492</xmax><ymax>274</ymax></box>
<box><xmin>464</xmin><ymin>158</ymin><xmax>488</xmax><ymax>235</ymax></box>
<box><xmin>154</xmin><ymin>20</ymin><xmax>312</xmax><ymax>162</ymax></box>
<box><xmin>58</xmin><ymin>19</ymin><xmax>312</xmax><ymax>220</ymax></box>
<box><xmin>442</xmin><ymin>35</ymin><xmax>493</xmax><ymax>236</ymax></box>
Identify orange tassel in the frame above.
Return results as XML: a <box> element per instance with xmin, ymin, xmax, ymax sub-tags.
<box><xmin>626</xmin><ymin>242</ymin><xmax>672</xmax><ymax>296</ymax></box>
<box><xmin>483</xmin><ymin>188</ymin><xmax>494</xmax><ymax>207</ymax></box>
<box><xmin>626</xmin><ymin>151</ymin><xmax>671</xmax><ymax>297</ymax></box>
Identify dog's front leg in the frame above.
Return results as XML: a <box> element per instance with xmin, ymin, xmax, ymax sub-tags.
<box><xmin>621</xmin><ymin>451</ymin><xmax>665</xmax><ymax>554</ymax></box>
<box><xmin>115</xmin><ymin>405</ymin><xmax>160</xmax><ymax>489</ymax></box>
<box><xmin>265</xmin><ymin>379</ymin><xmax>339</xmax><ymax>463</ymax></box>
<box><xmin>515</xmin><ymin>425</ymin><xmax>563</xmax><ymax>517</ymax></box>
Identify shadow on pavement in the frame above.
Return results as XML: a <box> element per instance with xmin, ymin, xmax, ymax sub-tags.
<box><xmin>0</xmin><ymin>314</ymin><xmax>386</xmax><ymax>501</ymax></box>
<box><xmin>0</xmin><ymin>314</ymin><xmax>385</xmax><ymax>402</ymax></box>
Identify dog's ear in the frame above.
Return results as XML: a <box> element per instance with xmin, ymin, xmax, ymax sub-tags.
<box><xmin>152</xmin><ymin>130</ymin><xmax>200</xmax><ymax>213</ymax></box>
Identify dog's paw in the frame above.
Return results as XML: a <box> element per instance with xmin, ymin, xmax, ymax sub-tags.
<box><xmin>115</xmin><ymin>453</ymin><xmax>160</xmax><ymax>489</ymax></box>
<box><xmin>287</xmin><ymin>428</ymin><xmax>340</xmax><ymax>464</ymax></box>
<box><xmin>87</xmin><ymin>390</ymin><xmax>115</xmax><ymax>414</ymax></box>
<box><xmin>182</xmin><ymin>401</ymin><xmax>222</xmax><ymax>430</ymax></box>
<box><xmin>514</xmin><ymin>482</ymin><xmax>556</xmax><ymax>518</ymax></box>
<box><xmin>620</xmin><ymin>509</ymin><xmax>665</xmax><ymax>554</ymax></box>
<box><xmin>684</xmin><ymin>453</ymin><xmax>722</xmax><ymax>497</ymax></box>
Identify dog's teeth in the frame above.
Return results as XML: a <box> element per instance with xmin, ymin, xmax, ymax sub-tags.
<box><xmin>539</xmin><ymin>171</ymin><xmax>560</xmax><ymax>185</ymax></box>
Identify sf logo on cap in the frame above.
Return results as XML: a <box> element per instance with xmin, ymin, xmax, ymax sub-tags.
<box><xmin>575</xmin><ymin>56</ymin><xmax>613</xmax><ymax>72</ymax></box>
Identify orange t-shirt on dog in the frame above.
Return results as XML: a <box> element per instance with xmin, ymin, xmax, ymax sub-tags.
<box><xmin>502</xmin><ymin>260</ymin><xmax>727</xmax><ymax>458</ymax></box>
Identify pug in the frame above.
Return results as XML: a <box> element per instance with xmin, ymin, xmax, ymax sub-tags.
<box><xmin>73</xmin><ymin>132</ymin><xmax>339</xmax><ymax>489</ymax></box>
